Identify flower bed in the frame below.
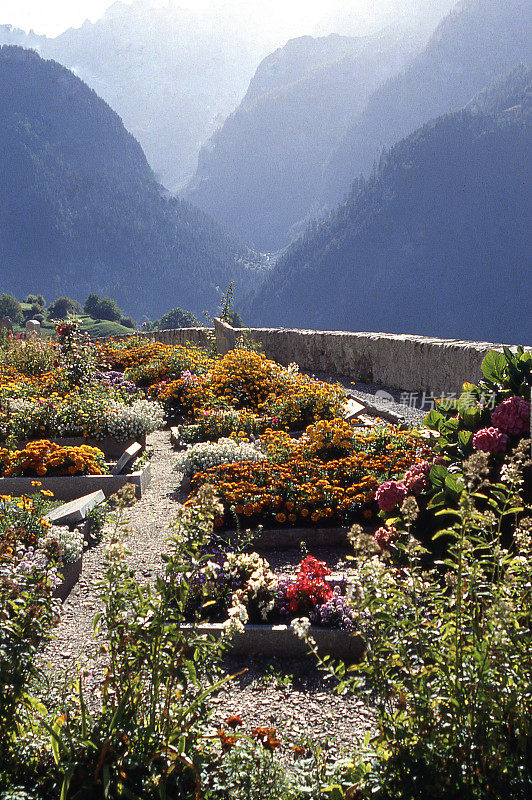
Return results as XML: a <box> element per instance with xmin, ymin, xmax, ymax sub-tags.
<box><xmin>0</xmin><ymin>440</ymin><xmax>107</xmax><ymax>477</ymax></box>
<box><xmin>158</xmin><ymin>350</ymin><xmax>345</xmax><ymax>431</ymax></box>
<box><xmin>189</xmin><ymin>425</ymin><xmax>431</xmax><ymax>530</ymax></box>
<box><xmin>184</xmin><ymin>550</ymin><xmax>360</xmax><ymax>628</ymax></box>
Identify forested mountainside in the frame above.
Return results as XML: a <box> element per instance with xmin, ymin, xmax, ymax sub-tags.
<box><xmin>0</xmin><ymin>46</ymin><xmax>258</xmax><ymax>320</ymax></box>
<box><xmin>247</xmin><ymin>67</ymin><xmax>531</xmax><ymax>344</ymax></box>
<box><xmin>0</xmin><ymin>1</ymin><xmax>273</xmax><ymax>191</ymax></box>
<box><xmin>184</xmin><ymin>28</ymin><xmax>421</xmax><ymax>251</ymax></box>
<box><xmin>321</xmin><ymin>0</ymin><xmax>531</xmax><ymax>208</ymax></box>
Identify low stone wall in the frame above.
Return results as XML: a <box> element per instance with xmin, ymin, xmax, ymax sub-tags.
<box><xmin>96</xmin><ymin>319</ymin><xmax>524</xmax><ymax>396</ymax></box>
<box><xmin>214</xmin><ymin>319</ymin><xmax>521</xmax><ymax>395</ymax></box>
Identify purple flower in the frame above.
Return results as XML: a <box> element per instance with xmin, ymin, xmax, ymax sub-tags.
<box><xmin>316</xmin><ymin>592</ymin><xmax>357</xmax><ymax>631</ymax></box>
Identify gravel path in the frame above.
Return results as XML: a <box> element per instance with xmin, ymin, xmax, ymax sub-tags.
<box><xmin>307</xmin><ymin>370</ymin><xmax>427</xmax><ymax>425</ymax></box>
<box><xmin>41</xmin><ymin>428</ymin><xmax>375</xmax><ymax>758</ymax></box>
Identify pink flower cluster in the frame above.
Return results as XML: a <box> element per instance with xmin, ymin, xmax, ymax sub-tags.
<box><xmin>374</xmin><ymin>525</ymin><xmax>399</xmax><ymax>550</ymax></box>
<box><xmin>472</xmin><ymin>427</ymin><xmax>508</xmax><ymax>455</ymax></box>
<box><xmin>181</xmin><ymin>370</ymin><xmax>199</xmax><ymax>386</ymax></box>
<box><xmin>376</xmin><ymin>480</ymin><xmax>409</xmax><ymax>513</ymax></box>
<box><xmin>491</xmin><ymin>396</ymin><xmax>530</xmax><ymax>436</ymax></box>
<box><xmin>404</xmin><ymin>461</ymin><xmax>431</xmax><ymax>495</ymax></box>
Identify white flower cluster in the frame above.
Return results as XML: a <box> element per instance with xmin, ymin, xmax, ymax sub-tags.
<box><xmin>223</xmin><ymin>593</ymin><xmax>249</xmax><ymax>637</ymax></box>
<box><xmin>100</xmin><ymin>400</ymin><xmax>165</xmax><ymax>440</ymax></box>
<box><xmin>0</xmin><ymin>545</ymin><xmax>60</xmax><ymax>591</ymax></box>
<box><xmin>48</xmin><ymin>525</ymin><xmax>84</xmax><ymax>565</ymax></box>
<box><xmin>104</xmin><ymin>537</ymin><xmax>127</xmax><ymax>564</ymax></box>
<box><xmin>291</xmin><ymin>616</ymin><xmax>311</xmax><ymax>639</ymax></box>
<box><xmin>174</xmin><ymin>437</ymin><xmax>265</xmax><ymax>478</ymax></box>
<box><xmin>223</xmin><ymin>552</ymin><xmax>278</xmax><ymax>623</ymax></box>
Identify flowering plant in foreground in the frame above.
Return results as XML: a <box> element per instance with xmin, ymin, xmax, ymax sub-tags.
<box><xmin>295</xmin><ymin>445</ymin><xmax>532</xmax><ymax>799</ymax></box>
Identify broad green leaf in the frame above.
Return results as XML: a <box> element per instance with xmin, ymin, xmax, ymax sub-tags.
<box><xmin>429</xmin><ymin>465</ymin><xmax>448</xmax><ymax>487</ymax></box>
<box><xmin>481</xmin><ymin>351</ymin><xmax>506</xmax><ymax>384</ymax></box>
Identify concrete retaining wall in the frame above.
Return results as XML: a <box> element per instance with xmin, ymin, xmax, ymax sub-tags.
<box><xmin>214</xmin><ymin>319</ymin><xmax>523</xmax><ymax>395</ymax></box>
<box><xmin>0</xmin><ymin>463</ymin><xmax>151</xmax><ymax>501</ymax></box>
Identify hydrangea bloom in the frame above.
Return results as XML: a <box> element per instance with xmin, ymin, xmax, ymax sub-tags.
<box><xmin>404</xmin><ymin>461</ymin><xmax>431</xmax><ymax>495</ymax></box>
<box><xmin>374</xmin><ymin>525</ymin><xmax>399</xmax><ymax>550</ymax></box>
<box><xmin>491</xmin><ymin>396</ymin><xmax>530</xmax><ymax>436</ymax></box>
<box><xmin>472</xmin><ymin>427</ymin><xmax>508</xmax><ymax>455</ymax></box>
<box><xmin>375</xmin><ymin>480</ymin><xmax>409</xmax><ymax>512</ymax></box>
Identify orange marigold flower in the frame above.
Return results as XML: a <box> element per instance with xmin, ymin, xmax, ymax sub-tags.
<box><xmin>225</xmin><ymin>714</ymin><xmax>244</xmax><ymax>729</ymax></box>
<box><xmin>253</xmin><ymin>727</ymin><xmax>281</xmax><ymax>751</ymax></box>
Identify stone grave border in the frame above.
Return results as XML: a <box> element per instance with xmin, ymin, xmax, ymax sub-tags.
<box><xmin>183</xmin><ymin>623</ymin><xmax>365</xmax><ymax>661</ymax></box>
<box><xmin>0</xmin><ymin>461</ymin><xmax>151</xmax><ymax>501</ymax></box>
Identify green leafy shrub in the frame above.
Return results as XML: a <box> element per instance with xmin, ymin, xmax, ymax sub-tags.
<box><xmin>305</xmin><ymin>447</ymin><xmax>532</xmax><ymax>799</ymax></box>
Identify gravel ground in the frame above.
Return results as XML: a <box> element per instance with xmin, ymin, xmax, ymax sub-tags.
<box><xmin>306</xmin><ymin>371</ymin><xmax>427</xmax><ymax>425</ymax></box>
<box><xmin>40</xmin><ymin>428</ymin><xmax>375</xmax><ymax>758</ymax></box>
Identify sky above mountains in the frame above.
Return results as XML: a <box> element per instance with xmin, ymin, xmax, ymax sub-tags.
<box><xmin>0</xmin><ymin>0</ymin><xmax>455</xmax><ymax>38</ymax></box>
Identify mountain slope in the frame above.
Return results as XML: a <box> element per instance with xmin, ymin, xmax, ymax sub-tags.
<box><xmin>247</xmin><ymin>67</ymin><xmax>531</xmax><ymax>344</ymax></box>
<box><xmin>184</xmin><ymin>28</ymin><xmax>421</xmax><ymax>251</ymax></box>
<box><xmin>321</xmin><ymin>0</ymin><xmax>531</xmax><ymax>207</ymax></box>
<box><xmin>0</xmin><ymin>1</ymin><xmax>276</xmax><ymax>190</ymax></box>
<box><xmin>0</xmin><ymin>46</ymin><xmax>256</xmax><ymax>320</ymax></box>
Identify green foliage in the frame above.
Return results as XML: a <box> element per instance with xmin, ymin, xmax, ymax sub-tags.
<box><xmin>219</xmin><ymin>282</ymin><xmax>243</xmax><ymax>327</ymax></box>
<box><xmin>306</xmin><ymin>449</ymin><xmax>532</xmax><ymax>799</ymax></box>
<box><xmin>0</xmin><ymin>294</ymin><xmax>23</xmax><ymax>325</ymax></box>
<box><xmin>0</xmin><ymin>495</ymin><xmax>58</xmax><ymax>770</ymax></box>
<box><xmin>83</xmin><ymin>294</ymin><xmax>122</xmax><ymax>322</ymax></box>
<box><xmin>155</xmin><ymin>307</ymin><xmax>200</xmax><ymax>330</ymax></box>
<box><xmin>48</xmin><ymin>297</ymin><xmax>81</xmax><ymax>321</ymax></box>
<box><xmin>42</xmin><ymin>487</ymin><xmax>230</xmax><ymax>799</ymax></box>
<box><xmin>25</xmin><ymin>295</ymin><xmax>45</xmax><ymax>308</ymax></box>
<box><xmin>423</xmin><ymin>347</ymin><xmax>532</xmax><ymax>461</ymax></box>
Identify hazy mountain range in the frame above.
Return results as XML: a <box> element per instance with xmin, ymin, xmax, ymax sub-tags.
<box><xmin>247</xmin><ymin>66</ymin><xmax>531</xmax><ymax>342</ymax></box>
<box><xmin>0</xmin><ymin>0</ymin><xmax>530</xmax><ymax>342</ymax></box>
<box><xmin>186</xmin><ymin>0</ymin><xmax>531</xmax><ymax>251</ymax></box>
<box><xmin>0</xmin><ymin>1</ymin><xmax>281</xmax><ymax>191</ymax></box>
<box><xmin>0</xmin><ymin>0</ymin><xmax>458</xmax><ymax>194</ymax></box>
<box><xmin>184</xmin><ymin>27</ymin><xmax>420</xmax><ymax>251</ymax></box>
<box><xmin>0</xmin><ymin>46</ymin><xmax>260</xmax><ymax>320</ymax></box>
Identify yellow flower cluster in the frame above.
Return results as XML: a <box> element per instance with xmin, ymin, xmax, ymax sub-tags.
<box><xmin>0</xmin><ymin>440</ymin><xmax>106</xmax><ymax>477</ymax></box>
<box><xmin>209</xmin><ymin>350</ymin><xmax>281</xmax><ymax>412</ymax></box>
<box><xmin>95</xmin><ymin>340</ymin><xmax>170</xmax><ymax>370</ymax></box>
<box><xmin>304</xmin><ymin>417</ymin><xmax>362</xmax><ymax>458</ymax></box>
